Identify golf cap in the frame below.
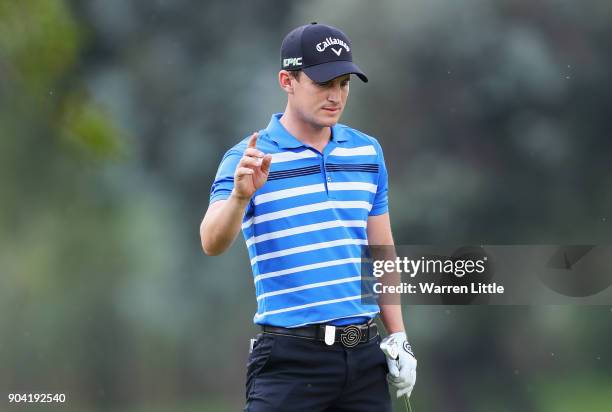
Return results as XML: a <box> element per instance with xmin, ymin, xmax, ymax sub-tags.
<box><xmin>280</xmin><ymin>22</ymin><xmax>368</xmax><ymax>83</ymax></box>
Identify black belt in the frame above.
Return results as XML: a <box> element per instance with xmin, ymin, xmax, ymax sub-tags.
<box><xmin>262</xmin><ymin>321</ymin><xmax>378</xmax><ymax>348</ymax></box>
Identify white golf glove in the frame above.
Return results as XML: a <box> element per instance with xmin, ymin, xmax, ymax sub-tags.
<box><xmin>380</xmin><ymin>331</ymin><xmax>417</xmax><ymax>398</ymax></box>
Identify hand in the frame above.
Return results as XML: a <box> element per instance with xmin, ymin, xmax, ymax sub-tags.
<box><xmin>380</xmin><ymin>332</ymin><xmax>417</xmax><ymax>398</ymax></box>
<box><xmin>233</xmin><ymin>132</ymin><xmax>272</xmax><ymax>201</ymax></box>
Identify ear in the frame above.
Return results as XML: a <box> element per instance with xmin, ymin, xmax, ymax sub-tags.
<box><xmin>278</xmin><ymin>70</ymin><xmax>294</xmax><ymax>94</ymax></box>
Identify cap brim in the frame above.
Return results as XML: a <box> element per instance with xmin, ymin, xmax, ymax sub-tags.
<box><xmin>303</xmin><ymin>61</ymin><xmax>368</xmax><ymax>83</ymax></box>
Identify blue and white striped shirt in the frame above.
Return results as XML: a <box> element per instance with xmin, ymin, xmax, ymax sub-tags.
<box><xmin>210</xmin><ymin>113</ymin><xmax>388</xmax><ymax>328</ymax></box>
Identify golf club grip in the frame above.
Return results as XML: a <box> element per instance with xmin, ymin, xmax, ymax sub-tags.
<box><xmin>404</xmin><ymin>395</ymin><xmax>413</xmax><ymax>412</ymax></box>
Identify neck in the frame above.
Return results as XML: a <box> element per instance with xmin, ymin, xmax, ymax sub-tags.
<box><xmin>279</xmin><ymin>105</ymin><xmax>331</xmax><ymax>149</ymax></box>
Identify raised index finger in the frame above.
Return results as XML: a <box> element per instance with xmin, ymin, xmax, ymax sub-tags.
<box><xmin>247</xmin><ymin>132</ymin><xmax>259</xmax><ymax>149</ymax></box>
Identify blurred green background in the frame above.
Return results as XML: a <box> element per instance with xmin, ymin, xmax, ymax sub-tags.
<box><xmin>1</xmin><ymin>0</ymin><xmax>611</xmax><ymax>411</ymax></box>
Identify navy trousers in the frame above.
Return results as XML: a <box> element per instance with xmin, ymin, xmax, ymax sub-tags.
<box><xmin>244</xmin><ymin>332</ymin><xmax>391</xmax><ymax>412</ymax></box>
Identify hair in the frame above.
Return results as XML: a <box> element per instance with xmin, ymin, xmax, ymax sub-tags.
<box><xmin>288</xmin><ymin>70</ymin><xmax>302</xmax><ymax>81</ymax></box>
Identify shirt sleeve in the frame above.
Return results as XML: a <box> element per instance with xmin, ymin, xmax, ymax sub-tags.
<box><xmin>209</xmin><ymin>149</ymin><xmax>242</xmax><ymax>204</ymax></box>
<box><xmin>369</xmin><ymin>141</ymin><xmax>389</xmax><ymax>216</ymax></box>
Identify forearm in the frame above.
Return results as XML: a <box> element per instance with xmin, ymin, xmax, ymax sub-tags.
<box><xmin>380</xmin><ymin>303</ymin><xmax>405</xmax><ymax>334</ymax></box>
<box><xmin>366</xmin><ymin>213</ymin><xmax>407</xmax><ymax>335</ymax></box>
<box><xmin>378</xmin><ymin>261</ymin><xmax>406</xmax><ymax>334</ymax></box>
<box><xmin>200</xmin><ymin>191</ymin><xmax>250</xmax><ymax>255</ymax></box>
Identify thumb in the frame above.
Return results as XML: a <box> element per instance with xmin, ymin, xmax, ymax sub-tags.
<box><xmin>387</xmin><ymin>359</ymin><xmax>400</xmax><ymax>378</ymax></box>
<box><xmin>260</xmin><ymin>154</ymin><xmax>273</xmax><ymax>174</ymax></box>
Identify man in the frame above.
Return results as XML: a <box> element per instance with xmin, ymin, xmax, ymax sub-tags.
<box><xmin>200</xmin><ymin>22</ymin><xmax>416</xmax><ymax>411</ymax></box>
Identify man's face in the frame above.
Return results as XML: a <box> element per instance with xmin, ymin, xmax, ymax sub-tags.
<box><xmin>289</xmin><ymin>72</ymin><xmax>350</xmax><ymax>127</ymax></box>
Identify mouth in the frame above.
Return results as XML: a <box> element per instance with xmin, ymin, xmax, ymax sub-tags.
<box><xmin>322</xmin><ymin>107</ymin><xmax>341</xmax><ymax>113</ymax></box>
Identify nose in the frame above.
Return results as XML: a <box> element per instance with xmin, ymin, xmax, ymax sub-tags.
<box><xmin>327</xmin><ymin>83</ymin><xmax>341</xmax><ymax>103</ymax></box>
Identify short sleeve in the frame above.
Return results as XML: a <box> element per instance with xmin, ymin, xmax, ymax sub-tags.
<box><xmin>209</xmin><ymin>149</ymin><xmax>242</xmax><ymax>204</ymax></box>
<box><xmin>369</xmin><ymin>141</ymin><xmax>389</xmax><ymax>216</ymax></box>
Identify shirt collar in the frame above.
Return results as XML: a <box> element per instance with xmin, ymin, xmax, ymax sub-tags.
<box><xmin>265</xmin><ymin>113</ymin><xmax>348</xmax><ymax>149</ymax></box>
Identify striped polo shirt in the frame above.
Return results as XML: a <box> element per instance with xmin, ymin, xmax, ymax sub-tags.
<box><xmin>210</xmin><ymin>113</ymin><xmax>389</xmax><ymax>328</ymax></box>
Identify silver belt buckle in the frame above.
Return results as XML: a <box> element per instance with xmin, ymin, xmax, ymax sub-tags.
<box><xmin>340</xmin><ymin>325</ymin><xmax>362</xmax><ymax>348</ymax></box>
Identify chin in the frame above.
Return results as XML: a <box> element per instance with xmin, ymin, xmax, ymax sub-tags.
<box><xmin>319</xmin><ymin>119</ymin><xmax>338</xmax><ymax>127</ymax></box>
<box><xmin>318</xmin><ymin>112</ymin><xmax>342</xmax><ymax>127</ymax></box>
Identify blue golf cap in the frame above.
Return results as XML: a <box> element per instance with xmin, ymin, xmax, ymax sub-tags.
<box><xmin>280</xmin><ymin>22</ymin><xmax>368</xmax><ymax>83</ymax></box>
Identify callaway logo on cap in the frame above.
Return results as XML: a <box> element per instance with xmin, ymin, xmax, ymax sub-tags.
<box><xmin>280</xmin><ymin>22</ymin><xmax>368</xmax><ymax>83</ymax></box>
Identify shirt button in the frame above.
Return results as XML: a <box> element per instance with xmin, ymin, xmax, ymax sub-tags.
<box><xmin>327</xmin><ymin>176</ymin><xmax>332</xmax><ymax>182</ymax></box>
